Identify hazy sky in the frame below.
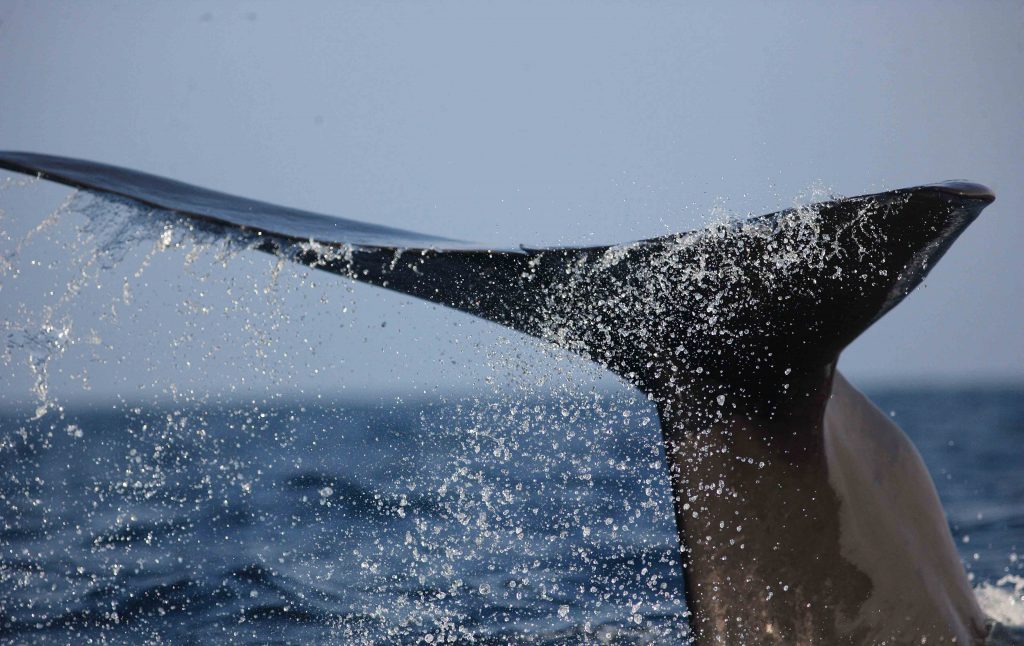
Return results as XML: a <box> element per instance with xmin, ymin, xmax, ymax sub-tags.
<box><xmin>0</xmin><ymin>1</ymin><xmax>1021</xmax><ymax>404</ymax></box>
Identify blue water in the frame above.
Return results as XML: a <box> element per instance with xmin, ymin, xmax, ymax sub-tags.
<box><xmin>1</xmin><ymin>387</ymin><xmax>1021</xmax><ymax>644</ymax></box>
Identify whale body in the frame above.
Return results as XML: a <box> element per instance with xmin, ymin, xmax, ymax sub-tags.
<box><xmin>0</xmin><ymin>151</ymin><xmax>1003</xmax><ymax>643</ymax></box>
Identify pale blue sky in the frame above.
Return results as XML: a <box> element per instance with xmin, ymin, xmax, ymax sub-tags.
<box><xmin>1</xmin><ymin>1</ymin><xmax>1021</xmax><ymax>404</ymax></box>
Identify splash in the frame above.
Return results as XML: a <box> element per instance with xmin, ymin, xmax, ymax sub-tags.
<box><xmin>1</xmin><ymin>188</ymin><xmax>262</xmax><ymax>416</ymax></box>
<box><xmin>977</xmin><ymin>575</ymin><xmax>1024</xmax><ymax>627</ymax></box>
<box><xmin>0</xmin><ymin>182</ymin><xmax>694</xmax><ymax>643</ymax></box>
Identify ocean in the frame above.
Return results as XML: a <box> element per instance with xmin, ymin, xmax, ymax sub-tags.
<box><xmin>1</xmin><ymin>387</ymin><xmax>1021</xmax><ymax>644</ymax></box>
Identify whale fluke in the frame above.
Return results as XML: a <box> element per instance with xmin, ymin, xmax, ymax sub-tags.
<box><xmin>0</xmin><ymin>151</ymin><xmax>1001</xmax><ymax>643</ymax></box>
<box><xmin>0</xmin><ymin>151</ymin><xmax>993</xmax><ymax>389</ymax></box>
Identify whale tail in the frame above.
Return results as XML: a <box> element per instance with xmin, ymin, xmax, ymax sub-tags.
<box><xmin>0</xmin><ymin>151</ymin><xmax>993</xmax><ymax>402</ymax></box>
<box><xmin>1</xmin><ymin>151</ymin><xmax>998</xmax><ymax>641</ymax></box>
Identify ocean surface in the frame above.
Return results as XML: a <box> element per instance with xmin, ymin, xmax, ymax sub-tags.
<box><xmin>1</xmin><ymin>386</ymin><xmax>1021</xmax><ymax>644</ymax></box>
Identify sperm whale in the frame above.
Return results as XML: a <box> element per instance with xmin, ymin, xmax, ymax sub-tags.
<box><xmin>0</xmin><ymin>151</ymin><xmax>1004</xmax><ymax>643</ymax></box>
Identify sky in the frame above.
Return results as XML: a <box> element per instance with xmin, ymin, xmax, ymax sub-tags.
<box><xmin>0</xmin><ymin>1</ymin><xmax>1021</xmax><ymax>405</ymax></box>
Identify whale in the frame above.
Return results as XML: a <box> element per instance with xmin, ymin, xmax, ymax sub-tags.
<box><xmin>0</xmin><ymin>151</ymin><xmax>1006</xmax><ymax>644</ymax></box>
